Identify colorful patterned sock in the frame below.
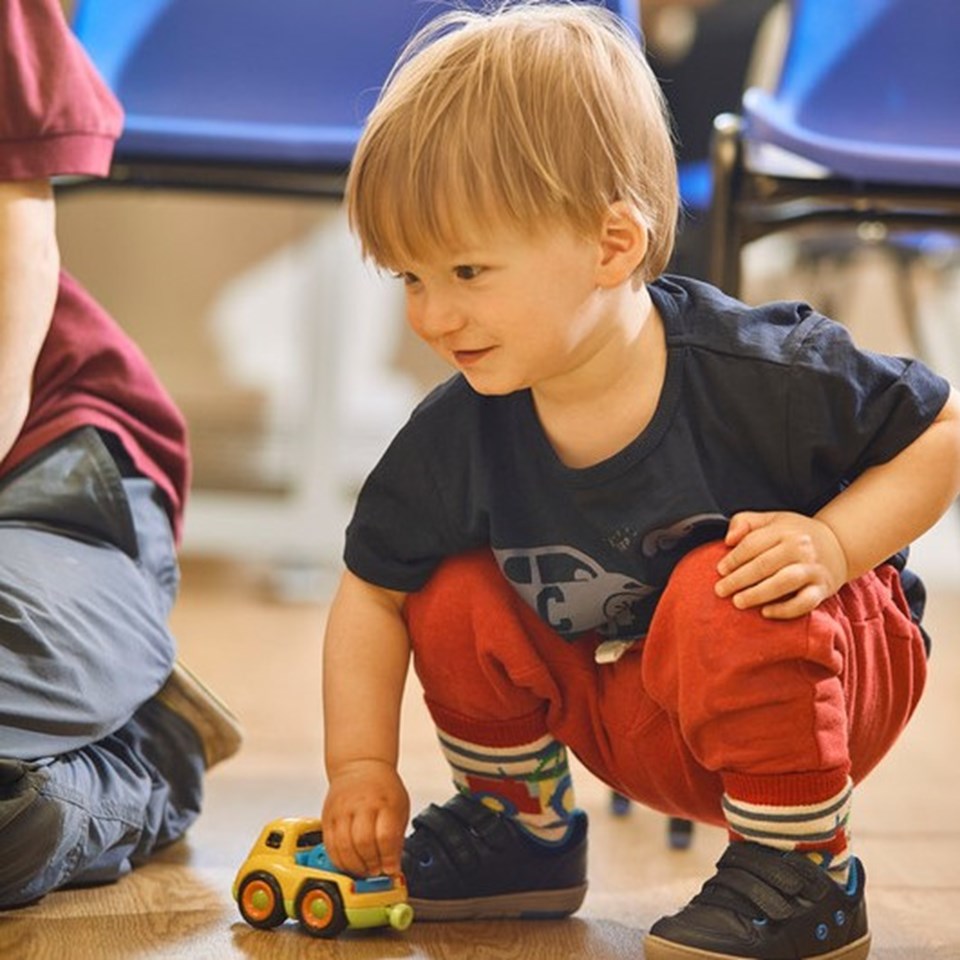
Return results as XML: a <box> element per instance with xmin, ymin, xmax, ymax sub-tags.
<box><xmin>723</xmin><ymin>778</ymin><xmax>853</xmax><ymax>886</ymax></box>
<box><xmin>436</xmin><ymin>730</ymin><xmax>576</xmax><ymax>844</ymax></box>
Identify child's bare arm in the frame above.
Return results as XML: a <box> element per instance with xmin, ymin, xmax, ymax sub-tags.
<box><xmin>322</xmin><ymin>570</ymin><xmax>411</xmax><ymax>877</ymax></box>
<box><xmin>0</xmin><ymin>181</ymin><xmax>59</xmax><ymax>461</ymax></box>
<box><xmin>716</xmin><ymin>387</ymin><xmax>960</xmax><ymax>618</ymax></box>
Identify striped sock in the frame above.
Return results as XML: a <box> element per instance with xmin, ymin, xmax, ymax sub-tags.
<box><xmin>722</xmin><ymin>778</ymin><xmax>853</xmax><ymax>886</ymax></box>
<box><xmin>436</xmin><ymin>730</ymin><xmax>576</xmax><ymax>844</ymax></box>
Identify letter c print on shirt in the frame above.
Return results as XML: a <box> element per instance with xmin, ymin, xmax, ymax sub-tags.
<box><xmin>493</xmin><ymin>545</ymin><xmax>656</xmax><ymax>639</ymax></box>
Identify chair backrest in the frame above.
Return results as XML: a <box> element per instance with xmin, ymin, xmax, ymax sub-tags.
<box><xmin>741</xmin><ymin>0</ymin><xmax>960</xmax><ymax>186</ymax></box>
<box><xmin>71</xmin><ymin>0</ymin><xmax>640</xmax><ymax>170</ymax></box>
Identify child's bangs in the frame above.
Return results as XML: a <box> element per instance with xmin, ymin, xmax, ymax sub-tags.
<box><xmin>353</xmin><ymin>139</ymin><xmax>511</xmax><ymax>269</ymax></box>
<box><xmin>346</xmin><ymin>2</ymin><xmax>678</xmax><ymax>274</ymax></box>
<box><xmin>349</xmin><ymin>93</ymin><xmax>553</xmax><ymax>270</ymax></box>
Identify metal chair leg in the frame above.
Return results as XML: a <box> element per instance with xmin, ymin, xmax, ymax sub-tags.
<box><xmin>708</xmin><ymin>112</ymin><xmax>745</xmax><ymax>298</ymax></box>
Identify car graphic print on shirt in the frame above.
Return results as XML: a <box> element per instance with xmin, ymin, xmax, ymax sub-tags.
<box><xmin>493</xmin><ymin>545</ymin><xmax>655</xmax><ymax>638</ymax></box>
<box><xmin>640</xmin><ymin>512</ymin><xmax>728</xmax><ymax>557</ymax></box>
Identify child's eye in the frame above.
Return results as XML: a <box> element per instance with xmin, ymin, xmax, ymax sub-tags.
<box><xmin>453</xmin><ymin>264</ymin><xmax>482</xmax><ymax>281</ymax></box>
<box><xmin>391</xmin><ymin>271</ymin><xmax>421</xmax><ymax>286</ymax></box>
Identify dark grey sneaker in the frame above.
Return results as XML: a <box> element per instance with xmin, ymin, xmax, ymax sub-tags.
<box><xmin>645</xmin><ymin>842</ymin><xmax>870</xmax><ymax>960</ymax></box>
<box><xmin>0</xmin><ymin>761</ymin><xmax>62</xmax><ymax>910</ymax></box>
<box><xmin>402</xmin><ymin>793</ymin><xmax>588</xmax><ymax>920</ymax></box>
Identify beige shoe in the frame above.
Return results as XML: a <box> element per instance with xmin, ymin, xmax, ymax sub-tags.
<box><xmin>155</xmin><ymin>661</ymin><xmax>243</xmax><ymax>769</ymax></box>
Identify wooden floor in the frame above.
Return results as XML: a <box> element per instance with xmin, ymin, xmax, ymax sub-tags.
<box><xmin>2</xmin><ymin>521</ymin><xmax>959</xmax><ymax>959</ymax></box>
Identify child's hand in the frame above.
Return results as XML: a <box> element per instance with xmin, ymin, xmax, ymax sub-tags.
<box><xmin>322</xmin><ymin>759</ymin><xmax>410</xmax><ymax>878</ymax></box>
<box><xmin>714</xmin><ymin>511</ymin><xmax>849</xmax><ymax>619</ymax></box>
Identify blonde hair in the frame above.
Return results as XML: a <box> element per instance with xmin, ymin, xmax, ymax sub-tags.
<box><xmin>346</xmin><ymin>1</ymin><xmax>678</xmax><ymax>280</ymax></box>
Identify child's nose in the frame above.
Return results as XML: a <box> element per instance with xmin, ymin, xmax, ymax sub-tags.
<box><xmin>410</xmin><ymin>291</ymin><xmax>465</xmax><ymax>340</ymax></box>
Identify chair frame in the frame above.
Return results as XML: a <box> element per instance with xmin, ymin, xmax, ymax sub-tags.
<box><xmin>708</xmin><ymin>0</ymin><xmax>960</xmax><ymax>300</ymax></box>
<box><xmin>98</xmin><ymin>158</ymin><xmax>350</xmax><ymax>199</ymax></box>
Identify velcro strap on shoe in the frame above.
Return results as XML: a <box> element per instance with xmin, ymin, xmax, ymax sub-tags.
<box><xmin>450</xmin><ymin>794</ymin><xmax>513</xmax><ymax>849</ymax></box>
<box><xmin>409</xmin><ymin>793</ymin><xmax>525</xmax><ymax>880</ymax></box>
<box><xmin>720</xmin><ymin>844</ymin><xmax>815</xmax><ymax>893</ymax></box>
<box><xmin>703</xmin><ymin>866</ymin><xmax>795</xmax><ymax>921</ymax></box>
<box><xmin>410</xmin><ymin>804</ymin><xmax>481</xmax><ymax>875</ymax></box>
<box><xmin>724</xmin><ymin>844</ymin><xmax>833</xmax><ymax>899</ymax></box>
<box><xmin>697</xmin><ymin>843</ymin><xmax>839</xmax><ymax>921</ymax></box>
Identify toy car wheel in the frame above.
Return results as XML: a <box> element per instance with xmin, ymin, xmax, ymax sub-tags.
<box><xmin>295</xmin><ymin>880</ymin><xmax>347</xmax><ymax>938</ymax></box>
<box><xmin>237</xmin><ymin>871</ymin><xmax>287</xmax><ymax>929</ymax></box>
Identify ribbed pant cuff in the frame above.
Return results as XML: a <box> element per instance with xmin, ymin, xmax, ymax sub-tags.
<box><xmin>722</xmin><ymin>766</ymin><xmax>851</xmax><ymax>807</ymax></box>
<box><xmin>424</xmin><ymin>698</ymin><xmax>549</xmax><ymax>748</ymax></box>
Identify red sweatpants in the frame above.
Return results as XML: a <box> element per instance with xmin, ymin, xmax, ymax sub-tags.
<box><xmin>403</xmin><ymin>542</ymin><xmax>927</xmax><ymax>826</ymax></box>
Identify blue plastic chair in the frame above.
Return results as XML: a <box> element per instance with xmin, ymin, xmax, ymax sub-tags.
<box><xmin>71</xmin><ymin>0</ymin><xmax>640</xmax><ymax>195</ymax></box>
<box><xmin>708</xmin><ymin>0</ymin><xmax>960</xmax><ymax>298</ymax></box>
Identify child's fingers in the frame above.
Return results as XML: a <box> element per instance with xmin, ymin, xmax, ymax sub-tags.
<box><xmin>323</xmin><ymin>817</ymin><xmax>361</xmax><ymax>876</ymax></box>
<box><xmin>324</xmin><ymin>807</ymin><xmax>379</xmax><ymax>876</ymax></box>
<box><xmin>759</xmin><ymin>583</ymin><xmax>824</xmax><ymax>619</ymax></box>
<box><xmin>350</xmin><ymin>809</ymin><xmax>383</xmax><ymax>876</ymax></box>
<box><xmin>722</xmin><ymin>560</ymin><xmax>807</xmax><ymax>608</ymax></box>
<box><xmin>723</xmin><ymin>510</ymin><xmax>769</xmax><ymax>546</ymax></box>
<box><xmin>716</xmin><ymin>527</ymin><xmax>782</xmax><ymax>583</ymax></box>
<box><xmin>375</xmin><ymin>809</ymin><xmax>406</xmax><ymax>875</ymax></box>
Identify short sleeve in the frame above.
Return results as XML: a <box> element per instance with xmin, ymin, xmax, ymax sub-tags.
<box><xmin>786</xmin><ymin>317</ymin><xmax>951</xmax><ymax>505</ymax></box>
<box><xmin>0</xmin><ymin>0</ymin><xmax>123</xmax><ymax>179</ymax></box>
<box><xmin>344</xmin><ymin>380</ymin><xmax>491</xmax><ymax>591</ymax></box>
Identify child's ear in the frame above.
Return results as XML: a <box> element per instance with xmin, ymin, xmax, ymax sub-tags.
<box><xmin>595</xmin><ymin>201</ymin><xmax>648</xmax><ymax>287</ymax></box>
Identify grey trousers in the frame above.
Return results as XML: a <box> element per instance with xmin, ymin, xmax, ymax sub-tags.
<box><xmin>0</xmin><ymin>428</ymin><xmax>204</xmax><ymax>907</ymax></box>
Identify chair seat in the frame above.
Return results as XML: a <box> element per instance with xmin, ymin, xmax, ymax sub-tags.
<box><xmin>736</xmin><ymin>0</ymin><xmax>960</xmax><ymax>190</ymax></box>
<box><xmin>75</xmin><ymin>0</ymin><xmax>639</xmax><ymax>178</ymax></box>
<box><xmin>743</xmin><ymin>88</ymin><xmax>960</xmax><ymax>189</ymax></box>
<box><xmin>74</xmin><ymin>0</ymin><xmax>454</xmax><ymax>172</ymax></box>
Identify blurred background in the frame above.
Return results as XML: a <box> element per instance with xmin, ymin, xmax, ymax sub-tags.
<box><xmin>54</xmin><ymin>0</ymin><xmax>960</xmax><ymax>601</ymax></box>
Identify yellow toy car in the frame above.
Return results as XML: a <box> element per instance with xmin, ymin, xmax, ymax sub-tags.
<box><xmin>233</xmin><ymin>817</ymin><xmax>414</xmax><ymax>938</ymax></box>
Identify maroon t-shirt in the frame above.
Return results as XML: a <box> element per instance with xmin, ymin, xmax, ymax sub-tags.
<box><xmin>0</xmin><ymin>0</ymin><xmax>190</xmax><ymax>540</ymax></box>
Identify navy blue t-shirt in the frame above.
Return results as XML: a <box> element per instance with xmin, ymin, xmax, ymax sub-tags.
<box><xmin>345</xmin><ymin>276</ymin><xmax>950</xmax><ymax>641</ymax></box>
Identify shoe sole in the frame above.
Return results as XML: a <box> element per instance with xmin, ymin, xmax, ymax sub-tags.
<box><xmin>408</xmin><ymin>883</ymin><xmax>587</xmax><ymax>921</ymax></box>
<box><xmin>154</xmin><ymin>661</ymin><xmax>243</xmax><ymax>769</ymax></box>
<box><xmin>644</xmin><ymin>931</ymin><xmax>871</xmax><ymax>960</ymax></box>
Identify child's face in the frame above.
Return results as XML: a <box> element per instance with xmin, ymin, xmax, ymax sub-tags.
<box><xmin>394</xmin><ymin>222</ymin><xmax>624</xmax><ymax>398</ymax></box>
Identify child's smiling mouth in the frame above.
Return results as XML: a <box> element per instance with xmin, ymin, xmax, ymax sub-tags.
<box><xmin>453</xmin><ymin>347</ymin><xmax>495</xmax><ymax>366</ymax></box>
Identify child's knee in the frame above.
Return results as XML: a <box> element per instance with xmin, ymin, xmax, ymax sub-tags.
<box><xmin>665</xmin><ymin>539</ymin><xmax>728</xmax><ymax>596</ymax></box>
<box><xmin>647</xmin><ymin>539</ymin><xmax>746</xmax><ymax>661</ymax></box>
<box><xmin>642</xmin><ymin>541</ymin><xmax>817</xmax><ymax>711</ymax></box>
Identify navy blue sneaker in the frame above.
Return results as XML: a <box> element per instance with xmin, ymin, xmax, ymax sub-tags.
<box><xmin>645</xmin><ymin>842</ymin><xmax>870</xmax><ymax>960</ymax></box>
<box><xmin>401</xmin><ymin>793</ymin><xmax>588</xmax><ymax>920</ymax></box>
